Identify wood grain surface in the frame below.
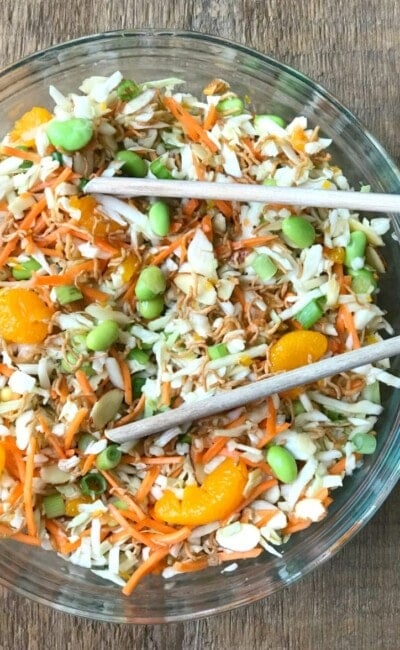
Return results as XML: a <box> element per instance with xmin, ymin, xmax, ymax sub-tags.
<box><xmin>0</xmin><ymin>1</ymin><xmax>399</xmax><ymax>648</ymax></box>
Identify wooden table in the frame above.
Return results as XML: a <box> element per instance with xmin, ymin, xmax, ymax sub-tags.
<box><xmin>0</xmin><ymin>1</ymin><xmax>399</xmax><ymax>648</ymax></box>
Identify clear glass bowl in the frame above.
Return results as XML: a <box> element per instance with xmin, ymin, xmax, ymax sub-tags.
<box><xmin>0</xmin><ymin>30</ymin><xmax>399</xmax><ymax>624</ymax></box>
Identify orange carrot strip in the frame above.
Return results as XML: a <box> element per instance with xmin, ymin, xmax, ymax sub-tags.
<box><xmin>33</xmin><ymin>260</ymin><xmax>95</xmax><ymax>286</ymax></box>
<box><xmin>337</xmin><ymin>304</ymin><xmax>361</xmax><ymax>349</ymax></box>
<box><xmin>182</xmin><ymin>198</ymin><xmax>200</xmax><ymax>216</ymax></box>
<box><xmin>0</xmin><ymin>238</ymin><xmax>18</xmax><ymax>271</ymax></box>
<box><xmin>201</xmin><ymin>214</ymin><xmax>213</xmax><ymax>241</ymax></box>
<box><xmin>328</xmin><ymin>457</ymin><xmax>347</xmax><ymax>475</ymax></box>
<box><xmin>0</xmin><ymin>524</ymin><xmax>40</xmax><ymax>546</ymax></box>
<box><xmin>161</xmin><ymin>381</ymin><xmax>171</xmax><ymax>408</ymax></box>
<box><xmin>151</xmin><ymin>231</ymin><xmax>195</xmax><ymax>266</ymax></box>
<box><xmin>122</xmin><ymin>547</ymin><xmax>171</xmax><ymax>596</ymax></box>
<box><xmin>217</xmin><ymin>548</ymin><xmax>262</xmax><ymax>562</ymax></box>
<box><xmin>151</xmin><ymin>526</ymin><xmax>192</xmax><ymax>546</ymax></box>
<box><xmin>137</xmin><ymin>456</ymin><xmax>184</xmax><ymax>465</ymax></box>
<box><xmin>100</xmin><ymin>470</ymin><xmax>146</xmax><ymax>521</ymax></box>
<box><xmin>282</xmin><ymin>519</ymin><xmax>312</xmax><ymax>535</ymax></box>
<box><xmin>50</xmin><ymin>165</ymin><xmax>74</xmax><ymax>188</ymax></box>
<box><xmin>38</xmin><ymin>414</ymin><xmax>66</xmax><ymax>459</ymax></box>
<box><xmin>117</xmin><ymin>356</ymin><xmax>133</xmax><ymax>406</ymax></box>
<box><xmin>64</xmin><ymin>407</ymin><xmax>89</xmax><ymax>450</ymax></box>
<box><xmin>75</xmin><ymin>370</ymin><xmax>96</xmax><ymax>406</ymax></box>
<box><xmin>201</xmin><ymin>436</ymin><xmax>227</xmax><ymax>464</ymax></box>
<box><xmin>113</xmin><ymin>393</ymin><xmax>146</xmax><ymax>426</ymax></box>
<box><xmin>3</xmin><ymin>438</ymin><xmax>25</xmax><ymax>482</ymax></box>
<box><xmin>78</xmin><ymin>284</ymin><xmax>109</xmax><ymax>304</ymax></box>
<box><xmin>1</xmin><ymin>145</ymin><xmax>41</xmax><ymax>163</ymax></box>
<box><xmin>108</xmin><ymin>504</ymin><xmax>159</xmax><ymax>550</ymax></box>
<box><xmin>256</xmin><ymin>397</ymin><xmax>278</xmax><ymax>449</ymax></box>
<box><xmin>231</xmin><ymin>235</ymin><xmax>276</xmax><ymax>250</ymax></box>
<box><xmin>6</xmin><ymin>482</ymin><xmax>24</xmax><ymax>505</ymax></box>
<box><xmin>163</xmin><ymin>96</ymin><xmax>218</xmax><ymax>153</ymax></box>
<box><xmin>0</xmin><ymin>363</ymin><xmax>14</xmax><ymax>377</ymax></box>
<box><xmin>203</xmin><ymin>103</ymin><xmax>218</xmax><ymax>131</ymax></box>
<box><xmin>136</xmin><ymin>517</ymin><xmax>177</xmax><ymax>535</ymax></box>
<box><xmin>255</xmin><ymin>509</ymin><xmax>280</xmax><ymax>528</ymax></box>
<box><xmin>239</xmin><ymin>478</ymin><xmax>278</xmax><ymax>510</ymax></box>
<box><xmin>172</xmin><ymin>557</ymin><xmax>210</xmax><ymax>573</ymax></box>
<box><xmin>81</xmin><ymin>453</ymin><xmax>96</xmax><ymax>475</ymax></box>
<box><xmin>214</xmin><ymin>199</ymin><xmax>233</xmax><ymax>218</ymax></box>
<box><xmin>19</xmin><ymin>197</ymin><xmax>47</xmax><ymax>231</ymax></box>
<box><xmin>135</xmin><ymin>466</ymin><xmax>160</xmax><ymax>503</ymax></box>
<box><xmin>23</xmin><ymin>437</ymin><xmax>37</xmax><ymax>538</ymax></box>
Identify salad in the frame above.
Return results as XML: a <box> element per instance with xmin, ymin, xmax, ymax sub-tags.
<box><xmin>0</xmin><ymin>71</ymin><xmax>398</xmax><ymax>596</ymax></box>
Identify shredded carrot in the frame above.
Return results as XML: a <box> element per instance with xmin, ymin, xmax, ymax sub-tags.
<box><xmin>214</xmin><ymin>199</ymin><xmax>233</xmax><ymax>218</ymax></box>
<box><xmin>163</xmin><ymin>96</ymin><xmax>218</xmax><ymax>154</ymax></box>
<box><xmin>75</xmin><ymin>371</ymin><xmax>96</xmax><ymax>406</ymax></box>
<box><xmin>23</xmin><ymin>437</ymin><xmax>37</xmax><ymax>538</ymax></box>
<box><xmin>1</xmin><ymin>145</ymin><xmax>41</xmax><ymax>163</ymax></box>
<box><xmin>172</xmin><ymin>557</ymin><xmax>210</xmax><ymax>573</ymax></box>
<box><xmin>239</xmin><ymin>478</ymin><xmax>278</xmax><ymax>511</ymax></box>
<box><xmin>0</xmin><ymin>524</ymin><xmax>40</xmax><ymax>546</ymax></box>
<box><xmin>328</xmin><ymin>457</ymin><xmax>347</xmax><ymax>475</ymax></box>
<box><xmin>64</xmin><ymin>407</ymin><xmax>89</xmax><ymax>450</ymax></box>
<box><xmin>231</xmin><ymin>235</ymin><xmax>276</xmax><ymax>250</ymax></box>
<box><xmin>100</xmin><ymin>470</ymin><xmax>146</xmax><ymax>521</ymax></box>
<box><xmin>151</xmin><ymin>230</ymin><xmax>195</xmax><ymax>266</ymax></box>
<box><xmin>256</xmin><ymin>397</ymin><xmax>278</xmax><ymax>448</ymax></box>
<box><xmin>3</xmin><ymin>438</ymin><xmax>25</xmax><ymax>482</ymax></box>
<box><xmin>0</xmin><ymin>363</ymin><xmax>14</xmax><ymax>377</ymax></box>
<box><xmin>113</xmin><ymin>393</ymin><xmax>146</xmax><ymax>426</ymax></box>
<box><xmin>136</xmin><ymin>517</ymin><xmax>177</xmax><ymax>535</ymax></box>
<box><xmin>200</xmin><ymin>214</ymin><xmax>213</xmax><ymax>241</ymax></box>
<box><xmin>201</xmin><ymin>436</ymin><xmax>227</xmax><ymax>464</ymax></box>
<box><xmin>80</xmin><ymin>453</ymin><xmax>96</xmax><ymax>475</ymax></box>
<box><xmin>161</xmin><ymin>381</ymin><xmax>171</xmax><ymax>408</ymax></box>
<box><xmin>282</xmin><ymin>519</ymin><xmax>312</xmax><ymax>535</ymax></box>
<box><xmin>6</xmin><ymin>482</ymin><xmax>24</xmax><ymax>505</ymax></box>
<box><xmin>217</xmin><ymin>547</ymin><xmax>263</xmax><ymax>562</ymax></box>
<box><xmin>33</xmin><ymin>260</ymin><xmax>95</xmax><ymax>286</ymax></box>
<box><xmin>19</xmin><ymin>197</ymin><xmax>47</xmax><ymax>231</ymax></box>
<box><xmin>336</xmin><ymin>304</ymin><xmax>361</xmax><ymax>349</ymax></box>
<box><xmin>78</xmin><ymin>284</ymin><xmax>110</xmax><ymax>304</ymax></box>
<box><xmin>137</xmin><ymin>456</ymin><xmax>184</xmax><ymax>465</ymax></box>
<box><xmin>182</xmin><ymin>198</ymin><xmax>200</xmax><ymax>216</ymax></box>
<box><xmin>122</xmin><ymin>546</ymin><xmax>171</xmax><ymax>596</ymax></box>
<box><xmin>203</xmin><ymin>103</ymin><xmax>218</xmax><ymax>131</ymax></box>
<box><xmin>0</xmin><ymin>237</ymin><xmax>18</xmax><ymax>271</ymax></box>
<box><xmin>152</xmin><ymin>525</ymin><xmax>192</xmax><ymax>546</ymax></box>
<box><xmin>108</xmin><ymin>504</ymin><xmax>159</xmax><ymax>550</ymax></box>
<box><xmin>255</xmin><ymin>509</ymin><xmax>280</xmax><ymax>528</ymax></box>
<box><xmin>38</xmin><ymin>414</ymin><xmax>67</xmax><ymax>459</ymax></box>
<box><xmin>135</xmin><ymin>466</ymin><xmax>160</xmax><ymax>502</ymax></box>
<box><xmin>116</xmin><ymin>356</ymin><xmax>132</xmax><ymax>406</ymax></box>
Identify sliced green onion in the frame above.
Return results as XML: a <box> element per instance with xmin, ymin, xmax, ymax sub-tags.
<box><xmin>80</xmin><ymin>472</ymin><xmax>107</xmax><ymax>497</ymax></box>
<box><xmin>127</xmin><ymin>349</ymin><xmax>150</xmax><ymax>364</ymax></box>
<box><xmin>292</xmin><ymin>400</ymin><xmax>305</xmax><ymax>416</ymax></box>
<box><xmin>344</xmin><ymin>231</ymin><xmax>367</xmax><ymax>270</ymax></box>
<box><xmin>349</xmin><ymin>269</ymin><xmax>377</xmax><ymax>294</ymax></box>
<box><xmin>42</xmin><ymin>493</ymin><xmax>65</xmax><ymax>518</ymax></box>
<box><xmin>95</xmin><ymin>444</ymin><xmax>122</xmax><ymax>470</ymax></box>
<box><xmin>78</xmin><ymin>177</ymin><xmax>90</xmax><ymax>191</ymax></box>
<box><xmin>78</xmin><ymin>433</ymin><xmax>96</xmax><ymax>452</ymax></box>
<box><xmin>252</xmin><ymin>254</ymin><xmax>278</xmax><ymax>281</ymax></box>
<box><xmin>352</xmin><ymin>433</ymin><xmax>377</xmax><ymax>455</ymax></box>
<box><xmin>112</xmin><ymin>498</ymin><xmax>128</xmax><ymax>510</ymax></box>
<box><xmin>51</xmin><ymin>151</ymin><xmax>63</xmax><ymax>165</ymax></box>
<box><xmin>295</xmin><ymin>299</ymin><xmax>324</xmax><ymax>329</ymax></box>
<box><xmin>208</xmin><ymin>343</ymin><xmax>229</xmax><ymax>360</ymax></box>
<box><xmin>80</xmin><ymin>363</ymin><xmax>95</xmax><ymax>377</ymax></box>
<box><xmin>11</xmin><ymin>257</ymin><xmax>41</xmax><ymax>280</ymax></box>
<box><xmin>150</xmin><ymin>157</ymin><xmax>173</xmax><ymax>179</ymax></box>
<box><xmin>19</xmin><ymin>160</ymin><xmax>33</xmax><ymax>170</ymax></box>
<box><xmin>132</xmin><ymin>376</ymin><xmax>146</xmax><ymax>399</ymax></box>
<box><xmin>55</xmin><ymin>285</ymin><xmax>83</xmax><ymax>305</ymax></box>
<box><xmin>325</xmin><ymin>410</ymin><xmax>344</xmax><ymax>422</ymax></box>
<box><xmin>117</xmin><ymin>79</ymin><xmax>140</xmax><ymax>102</ymax></box>
<box><xmin>262</xmin><ymin>178</ymin><xmax>277</xmax><ymax>186</ymax></box>
<box><xmin>61</xmin><ymin>351</ymin><xmax>79</xmax><ymax>373</ymax></box>
<box><xmin>179</xmin><ymin>434</ymin><xmax>192</xmax><ymax>444</ymax></box>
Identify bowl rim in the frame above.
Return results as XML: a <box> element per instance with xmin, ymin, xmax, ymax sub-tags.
<box><xmin>0</xmin><ymin>28</ymin><xmax>399</xmax><ymax>623</ymax></box>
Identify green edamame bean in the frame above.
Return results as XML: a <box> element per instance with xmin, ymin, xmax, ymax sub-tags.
<box><xmin>216</xmin><ymin>96</ymin><xmax>244</xmax><ymax>116</ymax></box>
<box><xmin>149</xmin><ymin>201</ymin><xmax>170</xmax><ymax>237</ymax></box>
<box><xmin>282</xmin><ymin>216</ymin><xmax>316</xmax><ymax>249</ymax></box>
<box><xmin>115</xmin><ymin>150</ymin><xmax>147</xmax><ymax>178</ymax></box>
<box><xmin>266</xmin><ymin>445</ymin><xmax>298</xmax><ymax>483</ymax></box>
<box><xmin>46</xmin><ymin>118</ymin><xmax>94</xmax><ymax>152</ymax></box>
<box><xmin>352</xmin><ymin>433</ymin><xmax>377</xmax><ymax>455</ymax></box>
<box><xmin>254</xmin><ymin>114</ymin><xmax>286</xmax><ymax>132</ymax></box>
<box><xmin>150</xmin><ymin>157</ymin><xmax>173</xmax><ymax>179</ymax></box>
<box><xmin>135</xmin><ymin>266</ymin><xmax>166</xmax><ymax>301</ymax></box>
<box><xmin>137</xmin><ymin>296</ymin><xmax>165</xmax><ymax>320</ymax></box>
<box><xmin>86</xmin><ymin>320</ymin><xmax>119</xmax><ymax>351</ymax></box>
<box><xmin>345</xmin><ymin>231</ymin><xmax>367</xmax><ymax>270</ymax></box>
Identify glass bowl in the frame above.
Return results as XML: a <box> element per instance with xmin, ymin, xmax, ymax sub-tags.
<box><xmin>0</xmin><ymin>30</ymin><xmax>399</xmax><ymax>624</ymax></box>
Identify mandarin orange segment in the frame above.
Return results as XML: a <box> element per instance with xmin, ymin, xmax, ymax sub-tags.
<box><xmin>290</xmin><ymin>126</ymin><xmax>309</xmax><ymax>153</ymax></box>
<box><xmin>0</xmin><ymin>288</ymin><xmax>54</xmax><ymax>344</ymax></box>
<box><xmin>270</xmin><ymin>330</ymin><xmax>328</xmax><ymax>373</ymax></box>
<box><xmin>154</xmin><ymin>458</ymin><xmax>248</xmax><ymax>526</ymax></box>
<box><xmin>10</xmin><ymin>106</ymin><xmax>53</xmax><ymax>147</ymax></box>
<box><xmin>120</xmin><ymin>253</ymin><xmax>140</xmax><ymax>283</ymax></box>
<box><xmin>69</xmin><ymin>195</ymin><xmax>122</xmax><ymax>237</ymax></box>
